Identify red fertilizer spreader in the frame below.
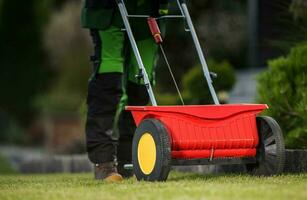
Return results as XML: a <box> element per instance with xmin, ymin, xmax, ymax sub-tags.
<box><xmin>116</xmin><ymin>0</ymin><xmax>285</xmax><ymax>181</ymax></box>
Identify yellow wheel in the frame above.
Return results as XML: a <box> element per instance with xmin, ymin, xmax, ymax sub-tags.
<box><xmin>138</xmin><ymin>133</ymin><xmax>157</xmax><ymax>175</ymax></box>
<box><xmin>132</xmin><ymin>118</ymin><xmax>171</xmax><ymax>181</ymax></box>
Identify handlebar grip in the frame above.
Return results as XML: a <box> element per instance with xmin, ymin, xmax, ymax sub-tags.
<box><xmin>147</xmin><ymin>17</ymin><xmax>163</xmax><ymax>44</ymax></box>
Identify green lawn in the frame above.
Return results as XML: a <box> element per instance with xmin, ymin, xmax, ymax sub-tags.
<box><xmin>0</xmin><ymin>172</ymin><xmax>306</xmax><ymax>200</ymax></box>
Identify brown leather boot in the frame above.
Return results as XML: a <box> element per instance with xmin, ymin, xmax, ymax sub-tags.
<box><xmin>94</xmin><ymin>162</ymin><xmax>123</xmax><ymax>182</ymax></box>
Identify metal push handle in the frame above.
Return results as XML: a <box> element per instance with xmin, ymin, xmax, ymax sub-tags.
<box><xmin>117</xmin><ymin>0</ymin><xmax>220</xmax><ymax>106</ymax></box>
<box><xmin>117</xmin><ymin>0</ymin><xmax>158</xmax><ymax>106</ymax></box>
<box><xmin>178</xmin><ymin>0</ymin><xmax>220</xmax><ymax>105</ymax></box>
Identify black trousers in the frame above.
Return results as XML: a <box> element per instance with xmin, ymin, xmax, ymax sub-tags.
<box><xmin>86</xmin><ymin>74</ymin><xmax>149</xmax><ymax>164</ymax></box>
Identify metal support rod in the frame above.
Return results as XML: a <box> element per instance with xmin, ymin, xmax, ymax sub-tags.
<box><xmin>127</xmin><ymin>15</ymin><xmax>150</xmax><ymax>18</ymax></box>
<box><xmin>117</xmin><ymin>1</ymin><xmax>158</xmax><ymax>106</ymax></box>
<box><xmin>156</xmin><ymin>15</ymin><xmax>185</xmax><ymax>20</ymax></box>
<box><xmin>180</xmin><ymin>3</ymin><xmax>220</xmax><ymax>105</ymax></box>
<box><xmin>127</xmin><ymin>15</ymin><xmax>184</xmax><ymax>19</ymax></box>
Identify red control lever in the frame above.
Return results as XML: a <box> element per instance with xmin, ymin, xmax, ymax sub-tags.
<box><xmin>147</xmin><ymin>17</ymin><xmax>163</xmax><ymax>44</ymax></box>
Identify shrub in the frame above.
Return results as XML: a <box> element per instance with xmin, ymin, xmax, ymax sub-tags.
<box><xmin>35</xmin><ymin>0</ymin><xmax>91</xmax><ymax>114</ymax></box>
<box><xmin>182</xmin><ymin>60</ymin><xmax>236</xmax><ymax>104</ymax></box>
<box><xmin>0</xmin><ymin>0</ymin><xmax>52</xmax><ymax>125</ymax></box>
<box><xmin>290</xmin><ymin>0</ymin><xmax>307</xmax><ymax>20</ymax></box>
<box><xmin>257</xmin><ymin>44</ymin><xmax>307</xmax><ymax>149</ymax></box>
<box><xmin>156</xmin><ymin>93</ymin><xmax>179</xmax><ymax>106</ymax></box>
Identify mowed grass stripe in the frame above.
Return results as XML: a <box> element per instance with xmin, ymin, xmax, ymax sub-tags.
<box><xmin>0</xmin><ymin>172</ymin><xmax>306</xmax><ymax>200</ymax></box>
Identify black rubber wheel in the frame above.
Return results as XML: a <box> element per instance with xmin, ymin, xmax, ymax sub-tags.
<box><xmin>132</xmin><ymin>118</ymin><xmax>171</xmax><ymax>181</ymax></box>
<box><xmin>246</xmin><ymin>116</ymin><xmax>285</xmax><ymax>176</ymax></box>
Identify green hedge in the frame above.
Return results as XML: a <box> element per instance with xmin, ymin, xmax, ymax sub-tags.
<box><xmin>155</xmin><ymin>60</ymin><xmax>236</xmax><ymax>105</ymax></box>
<box><xmin>257</xmin><ymin>44</ymin><xmax>307</xmax><ymax>148</ymax></box>
<box><xmin>182</xmin><ymin>60</ymin><xmax>236</xmax><ymax>104</ymax></box>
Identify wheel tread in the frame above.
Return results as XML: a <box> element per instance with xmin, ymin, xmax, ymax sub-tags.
<box><xmin>246</xmin><ymin>116</ymin><xmax>285</xmax><ymax>176</ymax></box>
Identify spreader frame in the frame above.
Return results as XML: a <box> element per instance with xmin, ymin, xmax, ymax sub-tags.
<box><xmin>116</xmin><ymin>0</ymin><xmax>286</xmax><ymax>181</ymax></box>
<box><xmin>116</xmin><ymin>0</ymin><xmax>219</xmax><ymax>105</ymax></box>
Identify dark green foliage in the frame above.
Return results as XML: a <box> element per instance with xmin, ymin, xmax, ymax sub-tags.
<box><xmin>34</xmin><ymin>1</ymin><xmax>91</xmax><ymax>114</ymax></box>
<box><xmin>182</xmin><ymin>60</ymin><xmax>236</xmax><ymax>104</ymax></box>
<box><xmin>270</xmin><ymin>0</ymin><xmax>307</xmax><ymax>54</ymax></box>
<box><xmin>157</xmin><ymin>1</ymin><xmax>247</xmax><ymax>95</ymax></box>
<box><xmin>257</xmin><ymin>44</ymin><xmax>307</xmax><ymax>148</ymax></box>
<box><xmin>290</xmin><ymin>0</ymin><xmax>307</xmax><ymax>20</ymax></box>
<box><xmin>0</xmin><ymin>0</ymin><xmax>74</xmax><ymax>144</ymax></box>
<box><xmin>155</xmin><ymin>92</ymin><xmax>179</xmax><ymax>106</ymax></box>
<box><xmin>0</xmin><ymin>0</ymin><xmax>52</xmax><ymax>124</ymax></box>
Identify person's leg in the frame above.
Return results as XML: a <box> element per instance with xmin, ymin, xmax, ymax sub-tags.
<box><xmin>86</xmin><ymin>26</ymin><xmax>125</xmax><ymax>180</ymax></box>
<box><xmin>115</xmin><ymin>0</ymin><xmax>161</xmax><ymax>176</ymax></box>
<box><xmin>116</xmin><ymin>80</ymin><xmax>150</xmax><ymax>177</ymax></box>
<box><xmin>111</xmin><ymin>0</ymin><xmax>166</xmax><ymax>177</ymax></box>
